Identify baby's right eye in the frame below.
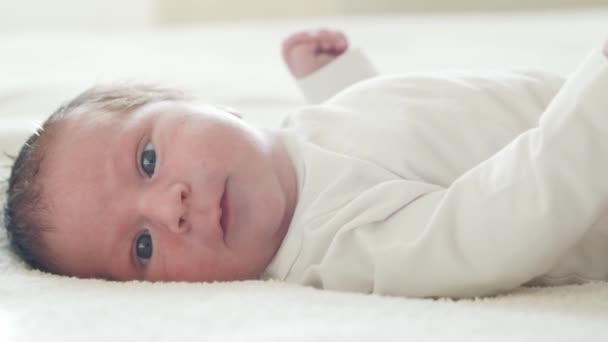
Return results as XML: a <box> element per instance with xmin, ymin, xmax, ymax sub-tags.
<box><xmin>140</xmin><ymin>142</ymin><xmax>156</xmax><ymax>177</ymax></box>
<box><xmin>135</xmin><ymin>230</ymin><xmax>153</xmax><ymax>265</ymax></box>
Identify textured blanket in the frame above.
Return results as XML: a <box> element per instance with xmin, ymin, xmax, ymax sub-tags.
<box><xmin>1</xmin><ymin>242</ymin><xmax>607</xmax><ymax>341</ymax></box>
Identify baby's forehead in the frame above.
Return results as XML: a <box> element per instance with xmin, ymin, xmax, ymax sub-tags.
<box><xmin>50</xmin><ymin>99</ymin><xmax>212</xmax><ymax>149</ymax></box>
<box><xmin>42</xmin><ymin>110</ymin><xmax>126</xmax><ymax>166</ymax></box>
<box><xmin>64</xmin><ymin>104</ymin><xmax>135</xmax><ymax>126</ymax></box>
<box><xmin>44</xmin><ymin>109</ymin><xmax>120</xmax><ymax>145</ymax></box>
<box><xmin>48</xmin><ymin>100</ymin><xmax>171</xmax><ymax>147</ymax></box>
<box><xmin>68</xmin><ymin>99</ymin><xmax>197</xmax><ymax>122</ymax></box>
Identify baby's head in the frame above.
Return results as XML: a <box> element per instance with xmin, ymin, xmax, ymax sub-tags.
<box><xmin>4</xmin><ymin>83</ymin><xmax>296</xmax><ymax>282</ymax></box>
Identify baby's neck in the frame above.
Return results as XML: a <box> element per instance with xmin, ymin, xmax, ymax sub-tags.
<box><xmin>259</xmin><ymin>128</ymin><xmax>298</xmax><ymax>254</ymax></box>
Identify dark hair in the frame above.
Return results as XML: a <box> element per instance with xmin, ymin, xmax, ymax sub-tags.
<box><xmin>3</xmin><ymin>128</ymin><xmax>55</xmax><ymax>271</ymax></box>
<box><xmin>3</xmin><ymin>83</ymin><xmax>191</xmax><ymax>273</ymax></box>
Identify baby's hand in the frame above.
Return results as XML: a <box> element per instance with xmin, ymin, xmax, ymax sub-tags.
<box><xmin>282</xmin><ymin>29</ymin><xmax>349</xmax><ymax>79</ymax></box>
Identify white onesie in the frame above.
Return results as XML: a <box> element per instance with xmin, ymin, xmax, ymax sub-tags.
<box><xmin>262</xmin><ymin>48</ymin><xmax>608</xmax><ymax>298</ymax></box>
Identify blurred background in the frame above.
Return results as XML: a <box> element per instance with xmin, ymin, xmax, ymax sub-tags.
<box><xmin>0</xmin><ymin>0</ymin><xmax>606</xmax><ymax>32</ymax></box>
<box><xmin>0</xmin><ymin>0</ymin><xmax>607</xmax><ymax>166</ymax></box>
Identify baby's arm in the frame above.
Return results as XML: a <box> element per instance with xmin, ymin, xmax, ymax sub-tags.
<box><xmin>306</xmin><ymin>49</ymin><xmax>608</xmax><ymax>298</ymax></box>
<box><xmin>296</xmin><ymin>49</ymin><xmax>377</xmax><ymax>104</ymax></box>
<box><xmin>391</xmin><ymin>50</ymin><xmax>608</xmax><ymax>297</ymax></box>
<box><xmin>283</xmin><ymin>29</ymin><xmax>378</xmax><ymax>104</ymax></box>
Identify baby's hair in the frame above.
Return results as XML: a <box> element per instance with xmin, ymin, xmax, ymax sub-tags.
<box><xmin>3</xmin><ymin>83</ymin><xmax>192</xmax><ymax>272</ymax></box>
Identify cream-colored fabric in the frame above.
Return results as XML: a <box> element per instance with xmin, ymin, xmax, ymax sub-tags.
<box><xmin>296</xmin><ymin>48</ymin><xmax>377</xmax><ymax>103</ymax></box>
<box><xmin>264</xmin><ymin>49</ymin><xmax>608</xmax><ymax>298</ymax></box>
<box><xmin>0</xmin><ymin>270</ymin><xmax>606</xmax><ymax>341</ymax></box>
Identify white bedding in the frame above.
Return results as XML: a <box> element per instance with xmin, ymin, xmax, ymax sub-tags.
<box><xmin>1</xmin><ymin>8</ymin><xmax>608</xmax><ymax>341</ymax></box>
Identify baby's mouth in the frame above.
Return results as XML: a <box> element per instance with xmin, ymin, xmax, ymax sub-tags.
<box><xmin>219</xmin><ymin>179</ymin><xmax>230</xmax><ymax>237</ymax></box>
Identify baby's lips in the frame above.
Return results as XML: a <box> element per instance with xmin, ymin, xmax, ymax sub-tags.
<box><xmin>219</xmin><ymin>180</ymin><xmax>230</xmax><ymax>237</ymax></box>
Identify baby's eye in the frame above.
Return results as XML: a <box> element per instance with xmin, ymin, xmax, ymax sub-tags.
<box><xmin>140</xmin><ymin>142</ymin><xmax>156</xmax><ymax>177</ymax></box>
<box><xmin>135</xmin><ymin>230</ymin><xmax>153</xmax><ymax>264</ymax></box>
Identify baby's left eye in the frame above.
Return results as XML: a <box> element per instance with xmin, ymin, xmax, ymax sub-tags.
<box><xmin>140</xmin><ymin>142</ymin><xmax>156</xmax><ymax>177</ymax></box>
<box><xmin>135</xmin><ymin>230</ymin><xmax>153</xmax><ymax>265</ymax></box>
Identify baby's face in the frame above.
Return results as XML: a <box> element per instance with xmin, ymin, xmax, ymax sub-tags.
<box><xmin>41</xmin><ymin>101</ymin><xmax>295</xmax><ymax>282</ymax></box>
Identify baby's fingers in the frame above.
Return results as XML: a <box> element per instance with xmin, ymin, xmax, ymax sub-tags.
<box><xmin>315</xmin><ymin>29</ymin><xmax>348</xmax><ymax>55</ymax></box>
<box><xmin>282</xmin><ymin>31</ymin><xmax>314</xmax><ymax>60</ymax></box>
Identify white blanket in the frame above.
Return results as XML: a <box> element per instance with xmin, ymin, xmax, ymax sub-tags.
<box><xmin>1</xmin><ymin>8</ymin><xmax>608</xmax><ymax>341</ymax></box>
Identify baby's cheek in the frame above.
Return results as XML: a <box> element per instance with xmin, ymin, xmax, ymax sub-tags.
<box><xmin>148</xmin><ymin>232</ymin><xmax>181</xmax><ymax>281</ymax></box>
<box><xmin>156</xmin><ymin>235</ymin><xmax>206</xmax><ymax>282</ymax></box>
<box><xmin>164</xmin><ymin>252</ymin><xmax>218</xmax><ymax>282</ymax></box>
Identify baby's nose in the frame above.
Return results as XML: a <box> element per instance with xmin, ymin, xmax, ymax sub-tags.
<box><xmin>140</xmin><ymin>182</ymin><xmax>190</xmax><ymax>234</ymax></box>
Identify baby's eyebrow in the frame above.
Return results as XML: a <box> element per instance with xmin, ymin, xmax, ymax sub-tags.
<box><xmin>101</xmin><ymin>257</ymin><xmax>138</xmax><ymax>282</ymax></box>
<box><xmin>120</xmin><ymin>238</ymin><xmax>142</xmax><ymax>281</ymax></box>
<box><xmin>105</xmin><ymin>226</ymin><xmax>139</xmax><ymax>282</ymax></box>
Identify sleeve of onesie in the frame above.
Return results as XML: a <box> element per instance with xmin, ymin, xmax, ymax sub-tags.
<box><xmin>296</xmin><ymin>48</ymin><xmax>378</xmax><ymax>104</ymax></box>
<box><xmin>315</xmin><ymin>50</ymin><xmax>608</xmax><ymax>298</ymax></box>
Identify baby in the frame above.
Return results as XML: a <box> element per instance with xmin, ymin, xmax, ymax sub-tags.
<box><xmin>4</xmin><ymin>29</ymin><xmax>608</xmax><ymax>298</ymax></box>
